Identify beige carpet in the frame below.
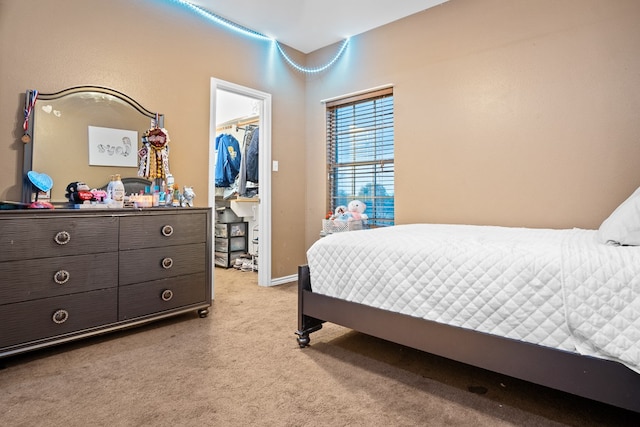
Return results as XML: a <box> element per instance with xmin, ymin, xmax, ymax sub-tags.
<box><xmin>1</xmin><ymin>267</ymin><xmax>638</xmax><ymax>426</ymax></box>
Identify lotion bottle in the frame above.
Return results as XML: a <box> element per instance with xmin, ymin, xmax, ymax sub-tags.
<box><xmin>112</xmin><ymin>174</ymin><xmax>125</xmax><ymax>208</ymax></box>
<box><xmin>105</xmin><ymin>175</ymin><xmax>114</xmax><ymax>203</ymax></box>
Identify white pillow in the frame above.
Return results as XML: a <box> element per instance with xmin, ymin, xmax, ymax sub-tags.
<box><xmin>597</xmin><ymin>187</ymin><xmax>640</xmax><ymax>245</ymax></box>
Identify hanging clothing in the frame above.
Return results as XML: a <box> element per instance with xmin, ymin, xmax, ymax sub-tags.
<box><xmin>246</xmin><ymin>127</ymin><xmax>259</xmax><ymax>183</ymax></box>
<box><xmin>215</xmin><ymin>133</ymin><xmax>241</xmax><ymax>188</ymax></box>
<box><xmin>238</xmin><ymin>126</ymin><xmax>258</xmax><ymax>196</ymax></box>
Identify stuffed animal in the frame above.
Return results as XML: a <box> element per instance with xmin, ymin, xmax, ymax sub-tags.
<box><xmin>338</xmin><ymin>200</ymin><xmax>368</xmax><ymax>222</ymax></box>
<box><xmin>347</xmin><ymin>200</ymin><xmax>368</xmax><ymax>221</ymax></box>
<box><xmin>330</xmin><ymin>205</ymin><xmax>348</xmax><ymax>220</ymax></box>
<box><xmin>181</xmin><ymin>186</ymin><xmax>195</xmax><ymax>207</ymax></box>
<box><xmin>65</xmin><ymin>181</ymin><xmax>95</xmax><ymax>204</ymax></box>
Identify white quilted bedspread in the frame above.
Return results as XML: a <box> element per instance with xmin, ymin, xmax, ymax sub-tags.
<box><xmin>562</xmin><ymin>230</ymin><xmax>640</xmax><ymax>372</ymax></box>
<box><xmin>306</xmin><ymin>224</ymin><xmax>640</xmax><ymax>372</ymax></box>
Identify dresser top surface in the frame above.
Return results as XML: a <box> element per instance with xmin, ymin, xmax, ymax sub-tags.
<box><xmin>0</xmin><ymin>207</ymin><xmax>211</xmax><ymax>219</ymax></box>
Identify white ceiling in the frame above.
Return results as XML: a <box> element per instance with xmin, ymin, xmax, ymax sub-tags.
<box><xmin>186</xmin><ymin>0</ymin><xmax>449</xmax><ymax>53</ymax></box>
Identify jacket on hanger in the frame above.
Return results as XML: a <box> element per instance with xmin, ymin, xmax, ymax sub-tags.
<box><xmin>246</xmin><ymin>127</ymin><xmax>259</xmax><ymax>183</ymax></box>
<box><xmin>215</xmin><ymin>133</ymin><xmax>241</xmax><ymax>187</ymax></box>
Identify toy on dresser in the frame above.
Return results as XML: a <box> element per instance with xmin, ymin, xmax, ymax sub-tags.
<box><xmin>65</xmin><ymin>181</ymin><xmax>95</xmax><ymax>204</ymax></box>
<box><xmin>181</xmin><ymin>186</ymin><xmax>195</xmax><ymax>207</ymax></box>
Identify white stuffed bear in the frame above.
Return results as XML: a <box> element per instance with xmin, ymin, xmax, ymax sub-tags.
<box><xmin>338</xmin><ymin>200</ymin><xmax>368</xmax><ymax>222</ymax></box>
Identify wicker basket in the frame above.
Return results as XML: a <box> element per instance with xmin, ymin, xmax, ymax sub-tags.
<box><xmin>322</xmin><ymin>219</ymin><xmax>364</xmax><ymax>234</ymax></box>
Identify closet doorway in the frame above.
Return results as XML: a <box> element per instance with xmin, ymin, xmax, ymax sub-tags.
<box><xmin>209</xmin><ymin>78</ymin><xmax>272</xmax><ymax>287</ymax></box>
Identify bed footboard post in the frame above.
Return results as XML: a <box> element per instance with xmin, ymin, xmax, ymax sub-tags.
<box><xmin>295</xmin><ymin>265</ymin><xmax>323</xmax><ymax>347</ymax></box>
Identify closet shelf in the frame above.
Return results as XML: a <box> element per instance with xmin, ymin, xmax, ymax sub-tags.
<box><xmin>234</xmin><ymin>196</ymin><xmax>260</xmax><ymax>203</ymax></box>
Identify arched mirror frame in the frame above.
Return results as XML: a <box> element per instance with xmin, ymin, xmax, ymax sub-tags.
<box><xmin>22</xmin><ymin>86</ymin><xmax>164</xmax><ymax>204</ymax></box>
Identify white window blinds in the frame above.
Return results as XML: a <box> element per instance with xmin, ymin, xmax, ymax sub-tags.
<box><xmin>326</xmin><ymin>87</ymin><xmax>394</xmax><ymax>227</ymax></box>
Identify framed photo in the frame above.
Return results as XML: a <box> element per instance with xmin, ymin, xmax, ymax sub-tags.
<box><xmin>88</xmin><ymin>126</ymin><xmax>138</xmax><ymax>167</ymax></box>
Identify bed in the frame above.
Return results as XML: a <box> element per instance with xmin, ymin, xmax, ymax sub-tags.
<box><xmin>296</xmin><ymin>191</ymin><xmax>640</xmax><ymax>412</ymax></box>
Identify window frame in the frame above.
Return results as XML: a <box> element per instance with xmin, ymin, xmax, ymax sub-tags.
<box><xmin>325</xmin><ymin>86</ymin><xmax>395</xmax><ymax>227</ymax></box>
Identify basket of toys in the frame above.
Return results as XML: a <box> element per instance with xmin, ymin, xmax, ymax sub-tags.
<box><xmin>322</xmin><ymin>219</ymin><xmax>364</xmax><ymax>234</ymax></box>
<box><xmin>322</xmin><ymin>200</ymin><xmax>368</xmax><ymax>234</ymax></box>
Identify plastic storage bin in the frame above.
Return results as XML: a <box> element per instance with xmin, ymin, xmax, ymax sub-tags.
<box><xmin>215</xmin><ymin>222</ymin><xmax>247</xmax><ymax>238</ymax></box>
<box><xmin>214</xmin><ymin>221</ymin><xmax>248</xmax><ymax>267</ymax></box>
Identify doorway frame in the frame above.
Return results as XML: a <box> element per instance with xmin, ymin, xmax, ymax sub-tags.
<box><xmin>209</xmin><ymin>78</ymin><xmax>272</xmax><ymax>287</ymax></box>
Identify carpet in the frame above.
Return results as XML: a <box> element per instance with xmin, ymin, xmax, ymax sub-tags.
<box><xmin>0</xmin><ymin>267</ymin><xmax>638</xmax><ymax>426</ymax></box>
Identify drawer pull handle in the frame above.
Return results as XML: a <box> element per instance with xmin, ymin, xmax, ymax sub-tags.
<box><xmin>54</xmin><ymin>231</ymin><xmax>71</xmax><ymax>245</ymax></box>
<box><xmin>52</xmin><ymin>309</ymin><xmax>69</xmax><ymax>324</ymax></box>
<box><xmin>161</xmin><ymin>257</ymin><xmax>174</xmax><ymax>269</ymax></box>
<box><xmin>161</xmin><ymin>289</ymin><xmax>174</xmax><ymax>302</ymax></box>
<box><xmin>54</xmin><ymin>270</ymin><xmax>70</xmax><ymax>285</ymax></box>
<box><xmin>161</xmin><ymin>225</ymin><xmax>174</xmax><ymax>237</ymax></box>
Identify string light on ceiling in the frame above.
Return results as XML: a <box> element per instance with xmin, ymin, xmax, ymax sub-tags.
<box><xmin>276</xmin><ymin>38</ymin><xmax>350</xmax><ymax>74</ymax></box>
<box><xmin>169</xmin><ymin>0</ymin><xmax>349</xmax><ymax>73</ymax></box>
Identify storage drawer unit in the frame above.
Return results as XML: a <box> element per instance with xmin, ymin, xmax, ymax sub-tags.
<box><xmin>214</xmin><ymin>221</ymin><xmax>248</xmax><ymax>268</ymax></box>
<box><xmin>0</xmin><ymin>208</ymin><xmax>212</xmax><ymax>358</ymax></box>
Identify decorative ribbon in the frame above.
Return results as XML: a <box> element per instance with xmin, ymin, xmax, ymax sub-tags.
<box><xmin>138</xmin><ymin>127</ymin><xmax>171</xmax><ymax>180</ymax></box>
<box><xmin>22</xmin><ymin>90</ymin><xmax>38</xmax><ymax>142</ymax></box>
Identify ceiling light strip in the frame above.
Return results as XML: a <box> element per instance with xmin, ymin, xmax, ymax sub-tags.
<box><xmin>275</xmin><ymin>39</ymin><xmax>349</xmax><ymax>74</ymax></box>
<box><xmin>169</xmin><ymin>0</ymin><xmax>348</xmax><ymax>73</ymax></box>
<box><xmin>171</xmin><ymin>0</ymin><xmax>272</xmax><ymax>41</ymax></box>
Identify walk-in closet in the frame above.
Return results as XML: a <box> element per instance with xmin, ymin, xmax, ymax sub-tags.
<box><xmin>213</xmin><ymin>91</ymin><xmax>260</xmax><ymax>273</ymax></box>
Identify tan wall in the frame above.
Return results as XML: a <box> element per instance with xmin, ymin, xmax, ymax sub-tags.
<box><xmin>3</xmin><ymin>0</ymin><xmax>640</xmax><ymax>276</ymax></box>
<box><xmin>0</xmin><ymin>0</ymin><xmax>308</xmax><ymax>278</ymax></box>
<box><xmin>304</xmin><ymin>0</ymin><xmax>640</xmax><ymax>249</ymax></box>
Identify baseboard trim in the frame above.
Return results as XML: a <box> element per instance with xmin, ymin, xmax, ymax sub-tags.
<box><xmin>266</xmin><ymin>274</ymin><xmax>297</xmax><ymax>287</ymax></box>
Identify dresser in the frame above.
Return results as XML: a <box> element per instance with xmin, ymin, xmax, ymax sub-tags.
<box><xmin>0</xmin><ymin>208</ymin><xmax>212</xmax><ymax>358</ymax></box>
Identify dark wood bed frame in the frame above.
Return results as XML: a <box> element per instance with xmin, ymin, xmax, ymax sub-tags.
<box><xmin>296</xmin><ymin>265</ymin><xmax>640</xmax><ymax>413</ymax></box>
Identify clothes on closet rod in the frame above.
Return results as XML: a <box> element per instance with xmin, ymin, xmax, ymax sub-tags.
<box><xmin>215</xmin><ymin>133</ymin><xmax>241</xmax><ymax>188</ymax></box>
<box><xmin>246</xmin><ymin>127</ymin><xmax>259</xmax><ymax>183</ymax></box>
<box><xmin>238</xmin><ymin>126</ymin><xmax>259</xmax><ymax>196</ymax></box>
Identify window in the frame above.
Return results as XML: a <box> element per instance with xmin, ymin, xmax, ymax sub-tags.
<box><xmin>326</xmin><ymin>87</ymin><xmax>394</xmax><ymax>227</ymax></box>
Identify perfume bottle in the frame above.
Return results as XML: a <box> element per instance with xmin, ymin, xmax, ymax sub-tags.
<box><xmin>172</xmin><ymin>184</ymin><xmax>181</xmax><ymax>207</ymax></box>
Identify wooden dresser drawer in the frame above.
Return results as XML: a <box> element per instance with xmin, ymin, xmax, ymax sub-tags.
<box><xmin>118</xmin><ymin>272</ymin><xmax>207</xmax><ymax>320</ymax></box>
<box><xmin>119</xmin><ymin>243</ymin><xmax>206</xmax><ymax>285</ymax></box>
<box><xmin>0</xmin><ymin>288</ymin><xmax>118</xmax><ymax>348</ymax></box>
<box><xmin>0</xmin><ymin>253</ymin><xmax>118</xmax><ymax>304</ymax></box>
<box><xmin>0</xmin><ymin>216</ymin><xmax>118</xmax><ymax>262</ymax></box>
<box><xmin>119</xmin><ymin>212</ymin><xmax>207</xmax><ymax>250</ymax></box>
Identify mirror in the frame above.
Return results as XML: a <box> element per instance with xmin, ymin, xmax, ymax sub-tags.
<box><xmin>22</xmin><ymin>86</ymin><xmax>164</xmax><ymax>204</ymax></box>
